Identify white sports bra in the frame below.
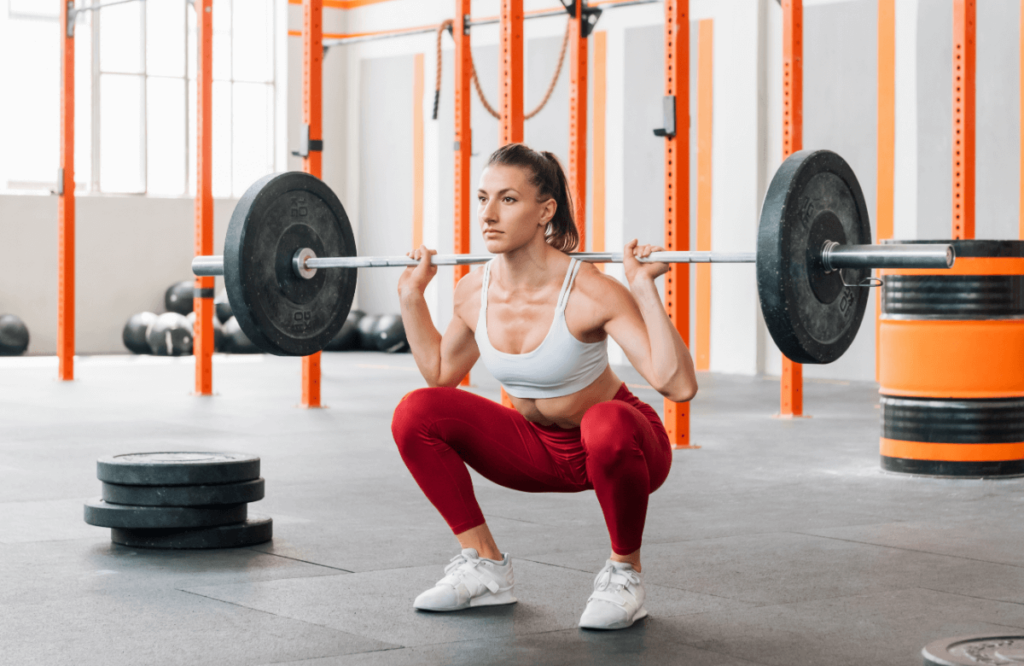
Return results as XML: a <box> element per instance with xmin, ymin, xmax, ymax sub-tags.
<box><xmin>475</xmin><ymin>258</ymin><xmax>609</xmax><ymax>399</ymax></box>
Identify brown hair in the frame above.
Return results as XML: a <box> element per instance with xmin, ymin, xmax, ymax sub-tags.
<box><xmin>485</xmin><ymin>143</ymin><xmax>579</xmax><ymax>253</ymax></box>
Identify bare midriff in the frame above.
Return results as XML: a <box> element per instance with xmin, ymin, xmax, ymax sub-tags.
<box><xmin>508</xmin><ymin>365</ymin><xmax>623</xmax><ymax>429</ymax></box>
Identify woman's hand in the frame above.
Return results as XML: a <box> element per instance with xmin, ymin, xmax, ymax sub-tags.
<box><xmin>398</xmin><ymin>245</ymin><xmax>438</xmax><ymax>298</ymax></box>
<box><xmin>623</xmin><ymin>239</ymin><xmax>670</xmax><ymax>288</ymax></box>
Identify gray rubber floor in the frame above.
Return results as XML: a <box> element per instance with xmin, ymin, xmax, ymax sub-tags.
<box><xmin>1</xmin><ymin>352</ymin><xmax>1021</xmax><ymax>666</ymax></box>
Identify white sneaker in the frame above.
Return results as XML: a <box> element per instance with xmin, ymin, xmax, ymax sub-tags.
<box><xmin>413</xmin><ymin>548</ymin><xmax>517</xmax><ymax>611</ymax></box>
<box><xmin>578</xmin><ymin>560</ymin><xmax>648</xmax><ymax>630</ymax></box>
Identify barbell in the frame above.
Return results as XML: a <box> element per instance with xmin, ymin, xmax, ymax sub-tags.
<box><xmin>192</xmin><ymin>150</ymin><xmax>955</xmax><ymax>363</ymax></box>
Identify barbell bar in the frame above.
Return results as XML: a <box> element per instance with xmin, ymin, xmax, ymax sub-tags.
<box><xmin>192</xmin><ymin>244</ymin><xmax>953</xmax><ymax>277</ymax></box>
<box><xmin>190</xmin><ymin>149</ymin><xmax>957</xmax><ymax>362</ymax></box>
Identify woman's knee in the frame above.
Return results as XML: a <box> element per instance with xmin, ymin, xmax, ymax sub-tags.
<box><xmin>580</xmin><ymin>401</ymin><xmax>643</xmax><ymax>466</ymax></box>
<box><xmin>391</xmin><ymin>387</ymin><xmax>453</xmax><ymax>449</ymax></box>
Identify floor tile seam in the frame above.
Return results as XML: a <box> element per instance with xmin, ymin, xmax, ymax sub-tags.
<box><xmin>248</xmin><ymin>549</ymin><xmax>356</xmax><ymax>573</ymax></box>
<box><xmin>647</xmin><ymin>581</ymin><xmax>931</xmax><ymax>611</ymax></box>
<box><xmin>0</xmin><ymin>535</ymin><xmax>109</xmax><ymax>546</ymax></box>
<box><xmin>255</xmin><ymin>646</ymin><xmax>407</xmax><ymax>665</ymax></box>
<box><xmin>635</xmin><ymin>519</ymin><xmax>906</xmax><ymax>548</ymax></box>
<box><xmin>178</xmin><ymin>587</ymin><xmax>406</xmax><ymax>649</ymax></box>
<box><xmin>916</xmin><ymin>587</ymin><xmax>1024</xmax><ymax>615</ymax></box>
<box><xmin>791</xmin><ymin>530</ymin><xmax>1024</xmax><ymax>570</ymax></box>
<box><xmin>645</xmin><ymin>631</ymin><xmax>773</xmax><ymax>666</ymax></box>
<box><xmin>515</xmin><ymin>556</ymin><xmax>755</xmax><ymax>606</ymax></box>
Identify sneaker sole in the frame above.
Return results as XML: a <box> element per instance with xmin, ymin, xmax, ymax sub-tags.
<box><xmin>579</xmin><ymin>605</ymin><xmax>648</xmax><ymax>631</ymax></box>
<box><xmin>414</xmin><ymin>589</ymin><xmax>517</xmax><ymax>612</ymax></box>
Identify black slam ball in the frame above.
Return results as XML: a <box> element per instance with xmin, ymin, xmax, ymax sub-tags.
<box><xmin>222</xmin><ymin>317</ymin><xmax>260</xmax><ymax>354</ymax></box>
<box><xmin>165</xmin><ymin>281</ymin><xmax>195</xmax><ymax>316</ymax></box>
<box><xmin>214</xmin><ymin>289</ymin><xmax>233</xmax><ymax>325</ymax></box>
<box><xmin>146</xmin><ymin>313</ymin><xmax>193</xmax><ymax>356</ymax></box>
<box><xmin>356</xmin><ymin>314</ymin><xmax>381</xmax><ymax>350</ymax></box>
<box><xmin>0</xmin><ymin>314</ymin><xmax>30</xmax><ymax>356</ymax></box>
<box><xmin>373</xmin><ymin>314</ymin><xmax>408</xmax><ymax>353</ymax></box>
<box><xmin>123</xmin><ymin>312</ymin><xmax>157</xmax><ymax>354</ymax></box>
<box><xmin>325</xmin><ymin>309</ymin><xmax>365</xmax><ymax>351</ymax></box>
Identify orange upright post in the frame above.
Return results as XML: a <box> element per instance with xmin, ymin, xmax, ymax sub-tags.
<box><xmin>194</xmin><ymin>0</ymin><xmax>214</xmax><ymax>396</ymax></box>
<box><xmin>301</xmin><ymin>0</ymin><xmax>324</xmax><ymax>407</ymax></box>
<box><xmin>568</xmin><ymin>0</ymin><xmax>588</xmax><ymax>250</ymax></box>
<box><xmin>694</xmin><ymin>19</ymin><xmax>713</xmax><ymax>372</ymax></box>
<box><xmin>498</xmin><ymin>0</ymin><xmax>524</xmax><ymax>408</ymax></box>
<box><xmin>454</xmin><ymin>1</ymin><xmax>473</xmax><ymax>386</ymax></box>
<box><xmin>780</xmin><ymin>0</ymin><xmax>803</xmax><ymax>416</ymax></box>
<box><xmin>662</xmin><ymin>0</ymin><xmax>693</xmax><ymax>448</ymax></box>
<box><xmin>500</xmin><ymin>0</ymin><xmax>524</xmax><ymax>145</ymax></box>
<box><xmin>952</xmin><ymin>0</ymin><xmax>975</xmax><ymax>240</ymax></box>
<box><xmin>1021</xmin><ymin>0</ymin><xmax>1024</xmax><ymax>240</ymax></box>
<box><xmin>876</xmin><ymin>0</ymin><xmax>895</xmax><ymax>380</ymax></box>
<box><xmin>592</xmin><ymin>30</ymin><xmax>607</xmax><ymax>265</ymax></box>
<box><xmin>58</xmin><ymin>0</ymin><xmax>75</xmax><ymax>381</ymax></box>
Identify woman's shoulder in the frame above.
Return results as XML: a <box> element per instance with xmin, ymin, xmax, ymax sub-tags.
<box><xmin>453</xmin><ymin>263</ymin><xmax>486</xmax><ymax>304</ymax></box>
<box><xmin>570</xmin><ymin>260</ymin><xmax>633</xmax><ymax>307</ymax></box>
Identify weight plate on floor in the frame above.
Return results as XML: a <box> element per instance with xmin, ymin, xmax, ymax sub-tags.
<box><xmin>111</xmin><ymin>516</ymin><xmax>273</xmax><ymax>550</ymax></box>
<box><xmin>101</xmin><ymin>478</ymin><xmax>265</xmax><ymax>507</ymax></box>
<box><xmin>224</xmin><ymin>172</ymin><xmax>357</xmax><ymax>356</ymax></box>
<box><xmin>757</xmin><ymin>149</ymin><xmax>871</xmax><ymax>364</ymax></box>
<box><xmin>923</xmin><ymin>635</ymin><xmax>1024</xmax><ymax>665</ymax></box>
<box><xmin>96</xmin><ymin>452</ymin><xmax>260</xmax><ymax>486</ymax></box>
<box><xmin>84</xmin><ymin>499</ymin><xmax>247</xmax><ymax>529</ymax></box>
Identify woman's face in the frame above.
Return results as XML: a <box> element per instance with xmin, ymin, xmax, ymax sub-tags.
<box><xmin>477</xmin><ymin>164</ymin><xmax>556</xmax><ymax>254</ymax></box>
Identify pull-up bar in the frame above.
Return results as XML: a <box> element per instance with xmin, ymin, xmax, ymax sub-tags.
<box><xmin>66</xmin><ymin>0</ymin><xmax>146</xmax><ymax>37</ymax></box>
<box><xmin>321</xmin><ymin>0</ymin><xmax>660</xmax><ymax>50</ymax></box>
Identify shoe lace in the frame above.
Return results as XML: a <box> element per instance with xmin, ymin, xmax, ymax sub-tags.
<box><xmin>441</xmin><ymin>553</ymin><xmax>501</xmax><ymax>594</ymax></box>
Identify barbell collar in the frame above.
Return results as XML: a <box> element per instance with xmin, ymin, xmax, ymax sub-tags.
<box><xmin>821</xmin><ymin>243</ymin><xmax>954</xmax><ymax>272</ymax></box>
<box><xmin>193</xmin><ymin>255</ymin><xmax>225</xmax><ymax>277</ymax></box>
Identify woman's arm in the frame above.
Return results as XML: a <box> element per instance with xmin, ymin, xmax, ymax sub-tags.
<box><xmin>398</xmin><ymin>246</ymin><xmax>480</xmax><ymax>387</ymax></box>
<box><xmin>602</xmin><ymin>240</ymin><xmax>698</xmax><ymax>402</ymax></box>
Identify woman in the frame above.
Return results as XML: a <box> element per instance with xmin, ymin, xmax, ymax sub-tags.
<box><xmin>392</xmin><ymin>143</ymin><xmax>697</xmax><ymax>630</ymax></box>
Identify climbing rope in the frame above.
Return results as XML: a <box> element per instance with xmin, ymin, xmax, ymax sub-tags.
<box><xmin>433</xmin><ymin>18</ymin><xmax>572</xmax><ymax>122</ymax></box>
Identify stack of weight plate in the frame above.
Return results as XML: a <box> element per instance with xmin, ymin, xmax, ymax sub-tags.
<box><xmin>84</xmin><ymin>452</ymin><xmax>272</xmax><ymax>549</ymax></box>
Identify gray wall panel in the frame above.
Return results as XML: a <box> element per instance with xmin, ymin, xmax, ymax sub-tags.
<box><xmin>976</xmin><ymin>0</ymin><xmax>1019</xmax><ymax>240</ymax></box>
<box><xmin>468</xmin><ymin>45</ymin><xmax>501</xmax><ymax>256</ymax></box>
<box><xmin>803</xmin><ymin>0</ymin><xmax>878</xmax><ymax>380</ymax></box>
<box><xmin>917</xmin><ymin>0</ymin><xmax>953</xmax><ymax>240</ymax></box>
<box><xmin>623</xmin><ymin>25</ymin><xmax>666</xmax><ymax>263</ymax></box>
<box><xmin>358</xmin><ymin>55</ymin><xmax>414</xmax><ymax>315</ymax></box>
<box><xmin>918</xmin><ymin>0</ymin><xmax>1019</xmax><ymax>241</ymax></box>
<box><xmin>525</xmin><ymin>35</ymin><xmax>569</xmax><ymax>168</ymax></box>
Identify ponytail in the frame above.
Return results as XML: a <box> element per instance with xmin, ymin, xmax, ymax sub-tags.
<box><xmin>485</xmin><ymin>143</ymin><xmax>579</xmax><ymax>253</ymax></box>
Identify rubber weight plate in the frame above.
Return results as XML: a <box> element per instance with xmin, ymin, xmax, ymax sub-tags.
<box><xmin>923</xmin><ymin>635</ymin><xmax>1024</xmax><ymax>665</ymax></box>
<box><xmin>101</xmin><ymin>478</ymin><xmax>265</xmax><ymax>507</ymax></box>
<box><xmin>96</xmin><ymin>452</ymin><xmax>259</xmax><ymax>486</ymax></box>
<box><xmin>757</xmin><ymin>150</ymin><xmax>871</xmax><ymax>364</ymax></box>
<box><xmin>84</xmin><ymin>499</ymin><xmax>247</xmax><ymax>529</ymax></box>
<box><xmin>224</xmin><ymin>172</ymin><xmax>357</xmax><ymax>356</ymax></box>
<box><xmin>111</xmin><ymin>516</ymin><xmax>273</xmax><ymax>550</ymax></box>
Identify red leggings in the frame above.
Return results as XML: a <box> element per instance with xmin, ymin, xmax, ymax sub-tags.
<box><xmin>391</xmin><ymin>384</ymin><xmax>672</xmax><ymax>555</ymax></box>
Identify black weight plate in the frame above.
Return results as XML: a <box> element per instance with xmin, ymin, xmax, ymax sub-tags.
<box><xmin>923</xmin><ymin>635</ymin><xmax>1024</xmax><ymax>665</ymax></box>
<box><xmin>102</xmin><ymin>478</ymin><xmax>265</xmax><ymax>507</ymax></box>
<box><xmin>96</xmin><ymin>452</ymin><xmax>260</xmax><ymax>486</ymax></box>
<box><xmin>757</xmin><ymin>150</ymin><xmax>871</xmax><ymax>364</ymax></box>
<box><xmin>224</xmin><ymin>172</ymin><xmax>357</xmax><ymax>356</ymax></box>
<box><xmin>111</xmin><ymin>516</ymin><xmax>273</xmax><ymax>550</ymax></box>
<box><xmin>84</xmin><ymin>499</ymin><xmax>247</xmax><ymax>529</ymax></box>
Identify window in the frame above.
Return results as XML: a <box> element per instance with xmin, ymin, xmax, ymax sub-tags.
<box><xmin>188</xmin><ymin>0</ymin><xmax>276</xmax><ymax>198</ymax></box>
<box><xmin>0</xmin><ymin>0</ymin><xmax>276</xmax><ymax>197</ymax></box>
<box><xmin>1</xmin><ymin>1</ymin><xmax>90</xmax><ymax>191</ymax></box>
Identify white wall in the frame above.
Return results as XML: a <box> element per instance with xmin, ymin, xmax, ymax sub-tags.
<box><xmin>0</xmin><ymin>194</ymin><xmax>236</xmax><ymax>355</ymax></box>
